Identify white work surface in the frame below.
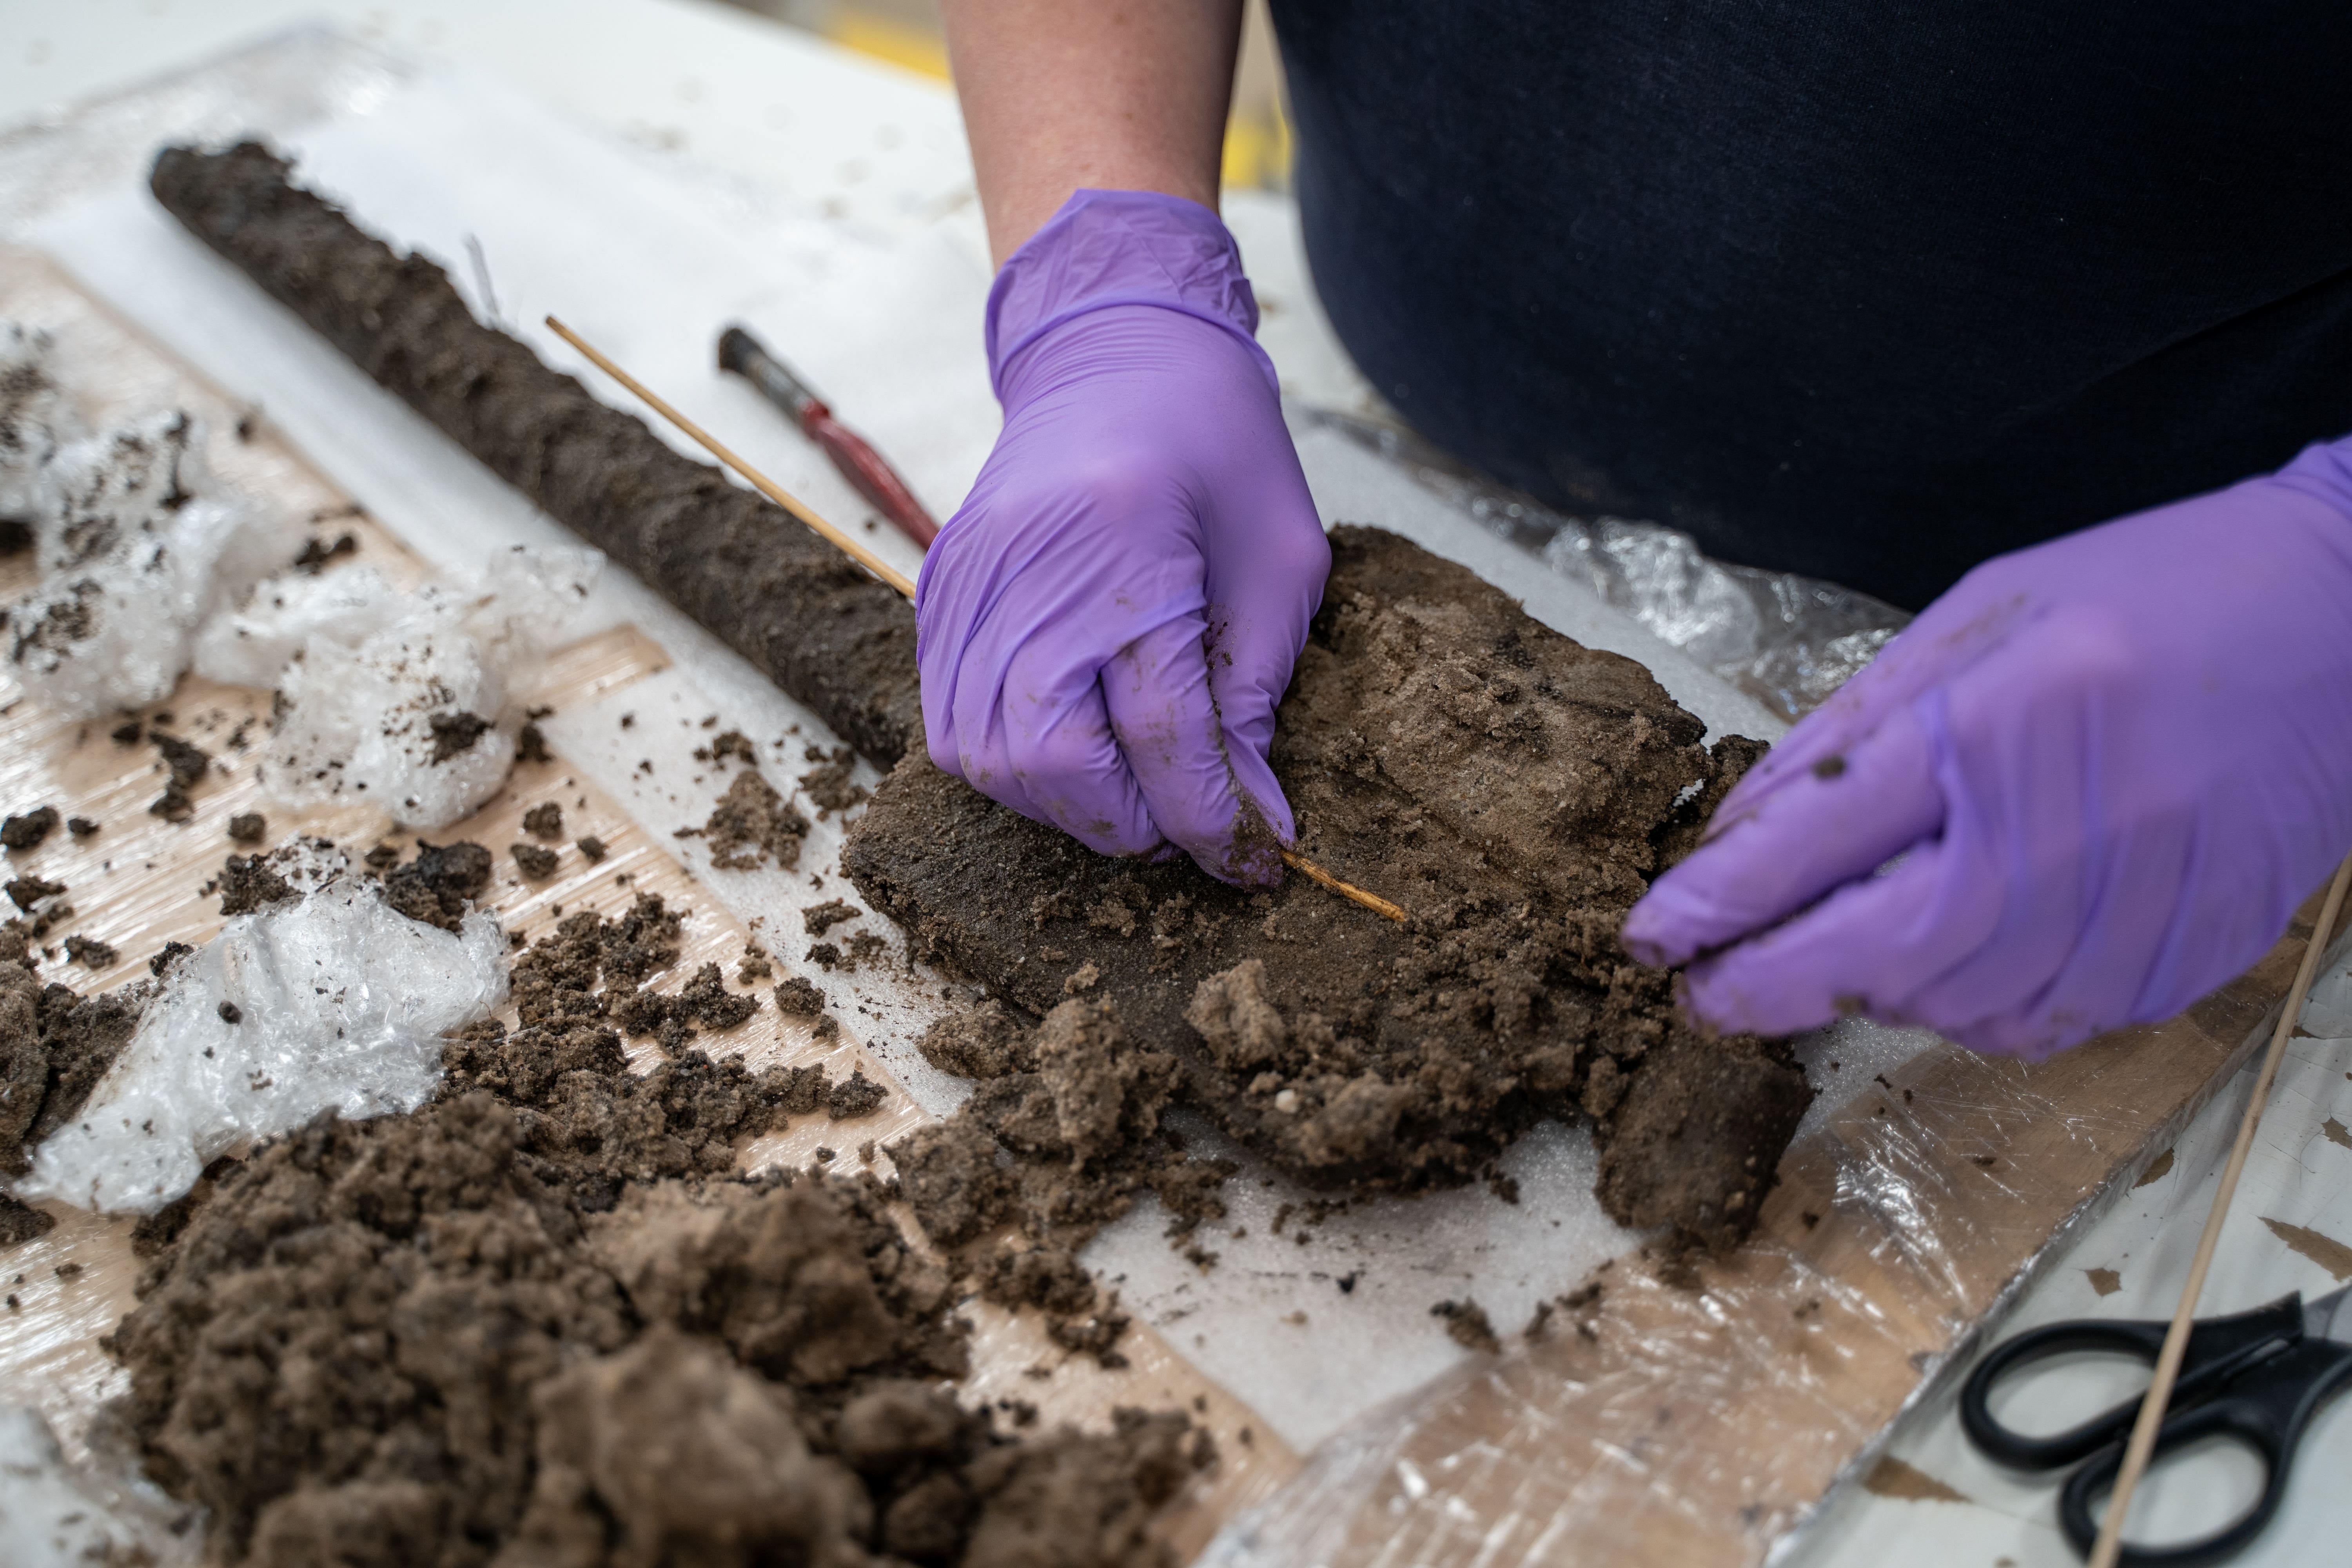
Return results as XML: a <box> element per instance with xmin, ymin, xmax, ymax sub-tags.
<box><xmin>5</xmin><ymin>6</ymin><xmax>2350</xmax><ymax>1565</ymax></box>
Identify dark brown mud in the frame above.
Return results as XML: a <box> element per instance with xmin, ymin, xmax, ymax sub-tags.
<box><xmin>151</xmin><ymin>142</ymin><xmax>920</xmax><ymax>768</ymax></box>
<box><xmin>105</xmin><ymin>899</ymin><xmax>1205</xmax><ymax>1568</ymax></box>
<box><xmin>851</xmin><ymin>527</ymin><xmax>1807</xmax><ymax>1245</ymax></box>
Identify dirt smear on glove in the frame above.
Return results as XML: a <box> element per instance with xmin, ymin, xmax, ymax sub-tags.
<box><xmin>853</xmin><ymin>527</ymin><xmax>1806</xmax><ymax>1247</ymax></box>
<box><xmin>100</xmin><ymin>892</ymin><xmax>1208</xmax><ymax>1568</ymax></box>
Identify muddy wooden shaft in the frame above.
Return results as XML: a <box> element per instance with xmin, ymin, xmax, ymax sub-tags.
<box><xmin>547</xmin><ymin>318</ymin><xmax>1407</xmax><ymax>924</ymax></box>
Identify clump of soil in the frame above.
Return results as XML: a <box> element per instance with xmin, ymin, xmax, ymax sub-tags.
<box><xmin>0</xmin><ymin>926</ymin><xmax>143</xmax><ymax>1176</ymax></box>
<box><xmin>0</xmin><ymin>1190</ymin><xmax>53</xmax><ymax>1244</ymax></box>
<box><xmin>693</xmin><ymin>729</ymin><xmax>759</xmax><ymax>768</ymax></box>
<box><xmin>291</xmin><ymin>530</ymin><xmax>357</xmax><ymax>572</ymax></box>
<box><xmin>147</xmin><ymin>730</ymin><xmax>209</xmax><ymax>822</ymax></box>
<box><xmin>850</xmin><ymin>527</ymin><xmax>1808</xmax><ymax>1246</ymax></box>
<box><xmin>684</xmin><ymin>769</ymin><xmax>809</xmax><ymax>871</ymax></box>
<box><xmin>62</xmin><ymin>931</ymin><xmax>117</xmax><ymax>969</ymax></box>
<box><xmin>6</xmin><ymin>872</ymin><xmax>65</xmax><ymax>911</ymax></box>
<box><xmin>215</xmin><ymin>851</ymin><xmax>297</xmax><ymax>916</ymax></box>
<box><xmin>575</xmin><ymin>834</ymin><xmax>608</xmax><ymax>864</ymax></box>
<box><xmin>522</xmin><ymin>801</ymin><xmax>563</xmax><ymax>839</ymax></box>
<box><xmin>804</xmin><ymin>898</ymin><xmax>860</xmax><ymax>935</ymax></box>
<box><xmin>426</xmin><ymin>708</ymin><xmax>492</xmax><ymax>762</ymax></box>
<box><xmin>800</xmin><ymin>744</ymin><xmax>870</xmax><ymax>817</ymax></box>
<box><xmin>611</xmin><ymin>960</ymin><xmax>766</xmax><ymax>1052</ymax></box>
<box><xmin>225</xmin><ymin>810</ymin><xmax>266</xmax><ymax>843</ymax></box>
<box><xmin>512</xmin><ymin>841</ymin><xmax>560</xmax><ymax>880</ymax></box>
<box><xmin>152</xmin><ymin>142</ymin><xmax>920</xmax><ymax>768</ymax></box>
<box><xmin>379</xmin><ymin>838</ymin><xmax>493</xmax><ymax>931</ymax></box>
<box><xmin>106</xmin><ymin>902</ymin><xmax>1207</xmax><ymax>1566</ymax></box>
<box><xmin>2</xmin><ymin>804</ymin><xmax>58</xmax><ymax>849</ymax></box>
<box><xmin>892</xmin><ymin>997</ymin><xmax>1233</xmax><ymax>1364</ymax></box>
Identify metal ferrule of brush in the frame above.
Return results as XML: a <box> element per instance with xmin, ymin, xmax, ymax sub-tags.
<box><xmin>718</xmin><ymin>324</ymin><xmax>823</xmax><ymax>426</ymax></box>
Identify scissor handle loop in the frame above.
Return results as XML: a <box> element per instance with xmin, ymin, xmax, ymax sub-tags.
<box><xmin>2055</xmin><ymin>1338</ymin><xmax>2352</xmax><ymax>1567</ymax></box>
<box><xmin>1960</xmin><ymin>1295</ymin><xmax>2303</xmax><ymax>1470</ymax></box>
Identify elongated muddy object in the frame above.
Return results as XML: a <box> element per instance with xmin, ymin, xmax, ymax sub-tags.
<box><xmin>149</xmin><ymin>141</ymin><xmax>920</xmax><ymax>766</ymax></box>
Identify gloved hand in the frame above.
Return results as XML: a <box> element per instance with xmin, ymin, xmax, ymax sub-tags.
<box><xmin>1623</xmin><ymin>437</ymin><xmax>2352</xmax><ymax>1056</ymax></box>
<box><xmin>917</xmin><ymin>189</ymin><xmax>1329</xmax><ymax>884</ymax></box>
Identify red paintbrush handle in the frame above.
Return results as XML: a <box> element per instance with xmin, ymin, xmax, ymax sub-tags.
<box><xmin>804</xmin><ymin>406</ymin><xmax>940</xmax><ymax>549</ymax></box>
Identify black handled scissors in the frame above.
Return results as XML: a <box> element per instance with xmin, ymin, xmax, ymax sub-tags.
<box><xmin>1959</xmin><ymin>1284</ymin><xmax>2352</xmax><ymax>1566</ymax></box>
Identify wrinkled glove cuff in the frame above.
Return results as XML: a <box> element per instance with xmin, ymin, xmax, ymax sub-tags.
<box><xmin>984</xmin><ymin>188</ymin><xmax>1277</xmax><ymax>400</ymax></box>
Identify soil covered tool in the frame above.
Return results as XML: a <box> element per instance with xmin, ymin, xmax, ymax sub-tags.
<box><xmin>719</xmin><ymin>323</ymin><xmax>940</xmax><ymax>548</ymax></box>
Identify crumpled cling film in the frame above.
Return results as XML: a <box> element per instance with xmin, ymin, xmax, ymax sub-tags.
<box><xmin>203</xmin><ymin>541</ymin><xmax>603</xmax><ymax>828</ymax></box>
<box><xmin>5</xmin><ymin>395</ymin><xmax>289</xmax><ymax>718</ymax></box>
<box><xmin>13</xmin><ymin>841</ymin><xmax>507</xmax><ymax>1215</ymax></box>
<box><xmin>1197</xmin><ymin>921</ymin><xmax>2328</xmax><ymax>1568</ymax></box>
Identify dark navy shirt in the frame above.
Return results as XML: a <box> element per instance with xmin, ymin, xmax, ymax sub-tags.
<box><xmin>1268</xmin><ymin>1</ymin><xmax>2352</xmax><ymax>608</ymax></box>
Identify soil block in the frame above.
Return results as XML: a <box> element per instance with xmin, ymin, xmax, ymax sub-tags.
<box><xmin>149</xmin><ymin>141</ymin><xmax>920</xmax><ymax>767</ymax></box>
<box><xmin>847</xmin><ymin>526</ymin><xmax>1809</xmax><ymax>1243</ymax></box>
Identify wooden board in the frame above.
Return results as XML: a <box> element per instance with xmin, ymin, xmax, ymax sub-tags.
<box><xmin>0</xmin><ymin>250</ymin><xmax>1298</xmax><ymax>1557</ymax></box>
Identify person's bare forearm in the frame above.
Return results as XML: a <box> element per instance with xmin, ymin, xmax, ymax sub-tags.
<box><xmin>942</xmin><ymin>0</ymin><xmax>1243</xmax><ymax>266</ymax></box>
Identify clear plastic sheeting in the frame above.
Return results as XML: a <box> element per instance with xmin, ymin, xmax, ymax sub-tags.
<box><xmin>6</xmin><ymin>404</ymin><xmax>290</xmax><ymax>717</ymax></box>
<box><xmin>0</xmin><ymin>1406</ymin><xmax>198</xmax><ymax>1568</ymax></box>
<box><xmin>14</xmin><ymin>841</ymin><xmax>507</xmax><ymax>1215</ymax></box>
<box><xmin>1298</xmin><ymin>411</ymin><xmax>1910</xmax><ymax>721</ymax></box>
<box><xmin>236</xmin><ymin>543</ymin><xmax>602</xmax><ymax>828</ymax></box>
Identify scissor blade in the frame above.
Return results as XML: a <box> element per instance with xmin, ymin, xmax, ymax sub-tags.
<box><xmin>2308</xmin><ymin>1283</ymin><xmax>2352</xmax><ymax>1344</ymax></box>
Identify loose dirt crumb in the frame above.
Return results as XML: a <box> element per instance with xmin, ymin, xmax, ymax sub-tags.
<box><xmin>225</xmin><ymin>811</ymin><xmax>266</xmax><ymax>843</ymax></box>
<box><xmin>62</xmin><ymin>932</ymin><xmax>117</xmax><ymax>969</ymax></box>
<box><xmin>0</xmin><ymin>927</ymin><xmax>142</xmax><ymax>1176</ymax></box>
<box><xmin>215</xmin><ymin>852</ymin><xmax>297</xmax><ymax>917</ymax></box>
<box><xmin>512</xmin><ymin>842</ymin><xmax>560</xmax><ymax>880</ymax></box>
<box><xmin>379</xmin><ymin>839</ymin><xmax>493</xmax><ymax>931</ymax></box>
<box><xmin>686</xmin><ymin>769</ymin><xmax>809</xmax><ymax>871</ymax></box>
<box><xmin>0</xmin><ymin>1191</ymin><xmax>54</xmax><ymax>1245</ymax></box>
<box><xmin>523</xmin><ymin>802</ymin><xmax>563</xmax><ymax>839</ymax></box>
<box><xmin>1431</xmin><ymin>1298</ymin><xmax>1501</xmax><ymax>1353</ymax></box>
<box><xmin>515</xmin><ymin>721</ymin><xmax>552</xmax><ymax>764</ymax></box>
<box><xmin>828</xmin><ymin>1068</ymin><xmax>887</xmax><ymax>1120</ymax></box>
<box><xmin>5</xmin><ymin>873</ymin><xmax>64</xmax><ymax>912</ymax></box>
<box><xmin>799</xmin><ymin>744</ymin><xmax>869</xmax><ymax>818</ymax></box>
<box><xmin>290</xmin><ymin>530</ymin><xmax>357</xmax><ymax>572</ymax></box>
<box><xmin>65</xmin><ymin>816</ymin><xmax>98</xmax><ymax>838</ymax></box>
<box><xmin>148</xmin><ymin>731</ymin><xmax>210</xmax><ymax>821</ymax></box>
<box><xmin>1</xmin><ymin>806</ymin><xmax>58</xmax><ymax>849</ymax></box>
<box><xmin>575</xmin><ymin>834</ymin><xmax>608</xmax><ymax>863</ymax></box>
<box><xmin>803</xmin><ymin>898</ymin><xmax>858</xmax><ymax>936</ymax></box>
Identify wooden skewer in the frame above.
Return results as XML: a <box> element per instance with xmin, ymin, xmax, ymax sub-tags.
<box><xmin>545</xmin><ymin>316</ymin><xmax>917</xmax><ymax>599</ymax></box>
<box><xmin>2087</xmin><ymin>847</ymin><xmax>2352</xmax><ymax>1568</ymax></box>
<box><xmin>1281</xmin><ymin>847</ymin><xmax>1406</xmax><ymax>922</ymax></box>
<box><xmin>546</xmin><ymin>316</ymin><xmax>1409</xmax><ymax>925</ymax></box>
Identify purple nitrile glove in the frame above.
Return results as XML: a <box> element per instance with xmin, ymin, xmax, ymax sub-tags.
<box><xmin>1623</xmin><ymin>436</ymin><xmax>2352</xmax><ymax>1056</ymax></box>
<box><xmin>916</xmin><ymin>189</ymin><xmax>1330</xmax><ymax>884</ymax></box>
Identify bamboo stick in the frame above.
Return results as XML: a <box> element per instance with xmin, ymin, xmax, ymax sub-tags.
<box><xmin>2087</xmin><ymin>848</ymin><xmax>2352</xmax><ymax>1567</ymax></box>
